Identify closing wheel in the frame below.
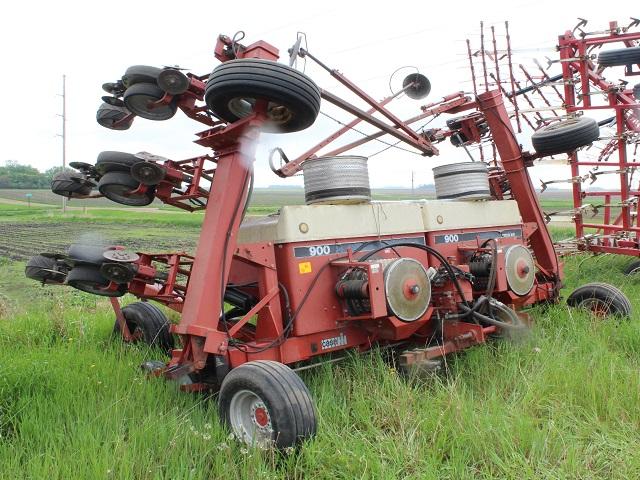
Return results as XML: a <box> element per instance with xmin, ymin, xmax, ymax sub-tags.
<box><xmin>219</xmin><ymin>360</ymin><xmax>316</xmax><ymax>449</ymax></box>
<box><xmin>114</xmin><ymin>302</ymin><xmax>175</xmax><ymax>353</ymax></box>
<box><xmin>123</xmin><ymin>82</ymin><xmax>177</xmax><ymax>121</ymax></box>
<box><xmin>204</xmin><ymin>58</ymin><xmax>321</xmax><ymax>133</ymax></box>
<box><xmin>624</xmin><ymin>260</ymin><xmax>640</xmax><ymax>275</ymax></box>
<box><xmin>96</xmin><ymin>103</ymin><xmax>134</xmax><ymax>130</ymax></box>
<box><xmin>598</xmin><ymin>46</ymin><xmax>640</xmax><ymax>67</ymax></box>
<box><xmin>95</xmin><ymin>151</ymin><xmax>142</xmax><ymax>175</ymax></box>
<box><xmin>532</xmin><ymin>117</ymin><xmax>599</xmax><ymax>157</ymax></box>
<box><xmin>98</xmin><ymin>171</ymin><xmax>155</xmax><ymax>206</ymax></box>
<box><xmin>566</xmin><ymin>282</ymin><xmax>632</xmax><ymax>318</ymax></box>
<box><xmin>67</xmin><ymin>265</ymin><xmax>125</xmax><ymax>297</ymax></box>
<box><xmin>51</xmin><ymin>171</ymin><xmax>94</xmax><ymax>198</ymax></box>
<box><xmin>25</xmin><ymin>255</ymin><xmax>67</xmax><ymax>284</ymax></box>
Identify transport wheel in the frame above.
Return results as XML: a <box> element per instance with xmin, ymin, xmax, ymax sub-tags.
<box><xmin>67</xmin><ymin>265</ymin><xmax>125</xmax><ymax>297</ymax></box>
<box><xmin>623</xmin><ymin>260</ymin><xmax>640</xmax><ymax>275</ymax></box>
<box><xmin>95</xmin><ymin>151</ymin><xmax>143</xmax><ymax>175</ymax></box>
<box><xmin>204</xmin><ymin>58</ymin><xmax>321</xmax><ymax>133</ymax></box>
<box><xmin>566</xmin><ymin>282</ymin><xmax>631</xmax><ymax>318</ymax></box>
<box><xmin>50</xmin><ymin>171</ymin><xmax>94</xmax><ymax>198</ymax></box>
<box><xmin>598</xmin><ymin>46</ymin><xmax>640</xmax><ymax>67</ymax></box>
<box><xmin>96</xmin><ymin>103</ymin><xmax>134</xmax><ymax>130</ymax></box>
<box><xmin>531</xmin><ymin>117</ymin><xmax>599</xmax><ymax>157</ymax></box>
<box><xmin>219</xmin><ymin>360</ymin><xmax>316</xmax><ymax>449</ymax></box>
<box><xmin>25</xmin><ymin>255</ymin><xmax>66</xmax><ymax>284</ymax></box>
<box><xmin>122</xmin><ymin>65</ymin><xmax>163</xmax><ymax>87</ymax></box>
<box><xmin>123</xmin><ymin>82</ymin><xmax>178</xmax><ymax>121</ymax></box>
<box><xmin>113</xmin><ymin>302</ymin><xmax>175</xmax><ymax>353</ymax></box>
<box><xmin>98</xmin><ymin>171</ymin><xmax>155</xmax><ymax>206</ymax></box>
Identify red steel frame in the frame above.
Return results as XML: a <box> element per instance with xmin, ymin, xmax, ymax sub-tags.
<box><xmin>65</xmin><ymin>33</ymin><xmax>563</xmax><ymax>387</ymax></box>
<box><xmin>557</xmin><ymin>21</ymin><xmax>640</xmax><ymax>256</ymax></box>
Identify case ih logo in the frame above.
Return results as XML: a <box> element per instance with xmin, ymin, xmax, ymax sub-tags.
<box><xmin>321</xmin><ymin>333</ymin><xmax>348</xmax><ymax>350</ymax></box>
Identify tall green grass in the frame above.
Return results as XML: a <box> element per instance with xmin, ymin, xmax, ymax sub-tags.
<box><xmin>1</xmin><ymin>252</ymin><xmax>640</xmax><ymax>478</ymax></box>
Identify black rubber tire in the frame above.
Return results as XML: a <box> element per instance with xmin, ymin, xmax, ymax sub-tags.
<box><xmin>532</xmin><ymin>117</ymin><xmax>600</xmax><ymax>157</ymax></box>
<box><xmin>122</xmin><ymin>65</ymin><xmax>163</xmax><ymax>87</ymax></box>
<box><xmin>598</xmin><ymin>46</ymin><xmax>640</xmax><ymax>67</ymax></box>
<box><xmin>123</xmin><ymin>82</ymin><xmax>177</xmax><ymax>121</ymax></box>
<box><xmin>67</xmin><ymin>265</ymin><xmax>125</xmax><ymax>297</ymax></box>
<box><xmin>96</xmin><ymin>103</ymin><xmax>133</xmax><ymax>130</ymax></box>
<box><xmin>68</xmin><ymin>244</ymin><xmax>108</xmax><ymax>265</ymax></box>
<box><xmin>566</xmin><ymin>282</ymin><xmax>632</xmax><ymax>318</ymax></box>
<box><xmin>446</xmin><ymin>117</ymin><xmax>463</xmax><ymax>130</ymax></box>
<box><xmin>25</xmin><ymin>255</ymin><xmax>66</xmax><ymax>284</ymax></box>
<box><xmin>623</xmin><ymin>260</ymin><xmax>640</xmax><ymax>275</ymax></box>
<box><xmin>219</xmin><ymin>360</ymin><xmax>316</xmax><ymax>449</ymax></box>
<box><xmin>114</xmin><ymin>302</ymin><xmax>175</xmax><ymax>353</ymax></box>
<box><xmin>204</xmin><ymin>58</ymin><xmax>321</xmax><ymax>133</ymax></box>
<box><xmin>50</xmin><ymin>171</ymin><xmax>94</xmax><ymax>197</ymax></box>
<box><xmin>97</xmin><ymin>171</ymin><xmax>155</xmax><ymax>206</ymax></box>
<box><xmin>634</xmin><ymin>83</ymin><xmax>640</xmax><ymax>101</ymax></box>
<box><xmin>95</xmin><ymin>151</ymin><xmax>141</xmax><ymax>175</ymax></box>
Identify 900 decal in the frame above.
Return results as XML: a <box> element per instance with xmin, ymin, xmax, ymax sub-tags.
<box><xmin>293</xmin><ymin>237</ymin><xmax>426</xmax><ymax>258</ymax></box>
<box><xmin>308</xmin><ymin>245</ymin><xmax>332</xmax><ymax>256</ymax></box>
<box><xmin>442</xmin><ymin>234</ymin><xmax>460</xmax><ymax>243</ymax></box>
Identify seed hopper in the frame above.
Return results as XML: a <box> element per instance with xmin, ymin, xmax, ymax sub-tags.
<box><xmin>26</xmin><ymin>29</ymin><xmax>633</xmax><ymax>448</ymax></box>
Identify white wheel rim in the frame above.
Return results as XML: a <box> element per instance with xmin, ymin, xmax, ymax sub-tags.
<box><xmin>228</xmin><ymin>389</ymin><xmax>274</xmax><ymax>447</ymax></box>
<box><xmin>227</xmin><ymin>97</ymin><xmax>293</xmax><ymax>125</ymax></box>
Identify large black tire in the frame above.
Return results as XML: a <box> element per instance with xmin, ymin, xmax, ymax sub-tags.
<box><xmin>114</xmin><ymin>302</ymin><xmax>174</xmax><ymax>353</ymax></box>
<box><xmin>68</xmin><ymin>244</ymin><xmax>107</xmax><ymax>265</ymax></box>
<box><xmin>50</xmin><ymin>171</ymin><xmax>94</xmax><ymax>198</ymax></box>
<box><xmin>123</xmin><ymin>82</ymin><xmax>177</xmax><ymax>121</ymax></box>
<box><xmin>532</xmin><ymin>117</ymin><xmax>599</xmax><ymax>157</ymax></box>
<box><xmin>122</xmin><ymin>65</ymin><xmax>163</xmax><ymax>87</ymax></box>
<box><xmin>566</xmin><ymin>282</ymin><xmax>632</xmax><ymax>318</ymax></box>
<box><xmin>598</xmin><ymin>46</ymin><xmax>640</xmax><ymax>67</ymax></box>
<box><xmin>204</xmin><ymin>58</ymin><xmax>321</xmax><ymax>133</ymax></box>
<box><xmin>623</xmin><ymin>260</ymin><xmax>640</xmax><ymax>275</ymax></box>
<box><xmin>219</xmin><ymin>360</ymin><xmax>316</xmax><ymax>449</ymax></box>
<box><xmin>96</xmin><ymin>103</ymin><xmax>134</xmax><ymax>130</ymax></box>
<box><xmin>67</xmin><ymin>265</ymin><xmax>125</xmax><ymax>297</ymax></box>
<box><xmin>95</xmin><ymin>151</ymin><xmax>142</xmax><ymax>175</ymax></box>
<box><xmin>25</xmin><ymin>255</ymin><xmax>66</xmax><ymax>284</ymax></box>
<box><xmin>97</xmin><ymin>172</ymin><xmax>155</xmax><ymax>206</ymax></box>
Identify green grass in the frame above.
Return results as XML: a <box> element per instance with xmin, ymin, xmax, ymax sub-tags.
<box><xmin>2</xmin><ymin>254</ymin><xmax>640</xmax><ymax>478</ymax></box>
<box><xmin>3</xmin><ymin>199</ymin><xmax>640</xmax><ymax>478</ymax></box>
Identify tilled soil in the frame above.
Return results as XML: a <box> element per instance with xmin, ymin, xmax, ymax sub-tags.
<box><xmin>0</xmin><ymin>222</ymin><xmax>201</xmax><ymax>261</ymax></box>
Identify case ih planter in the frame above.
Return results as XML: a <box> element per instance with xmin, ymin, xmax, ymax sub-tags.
<box><xmin>29</xmin><ymin>31</ymin><xmax>631</xmax><ymax>449</ymax></box>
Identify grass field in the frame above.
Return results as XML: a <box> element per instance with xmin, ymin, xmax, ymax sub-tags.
<box><xmin>1</xmin><ymin>196</ymin><xmax>640</xmax><ymax>479</ymax></box>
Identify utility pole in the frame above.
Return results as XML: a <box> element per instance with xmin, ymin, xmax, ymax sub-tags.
<box><xmin>411</xmin><ymin>170</ymin><xmax>415</xmax><ymax>198</ymax></box>
<box><xmin>59</xmin><ymin>74</ymin><xmax>67</xmax><ymax>213</ymax></box>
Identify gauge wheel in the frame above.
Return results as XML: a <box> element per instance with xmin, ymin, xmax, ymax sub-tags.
<box><xmin>122</xmin><ymin>65</ymin><xmax>163</xmax><ymax>87</ymax></box>
<box><xmin>566</xmin><ymin>282</ymin><xmax>631</xmax><ymax>318</ymax></box>
<box><xmin>204</xmin><ymin>58</ymin><xmax>321</xmax><ymax>133</ymax></box>
<box><xmin>123</xmin><ymin>82</ymin><xmax>178</xmax><ymax>121</ymax></box>
<box><xmin>531</xmin><ymin>117</ymin><xmax>599</xmax><ymax>157</ymax></box>
<box><xmin>219</xmin><ymin>360</ymin><xmax>316</xmax><ymax>449</ymax></box>
<box><xmin>95</xmin><ymin>151</ymin><xmax>143</xmax><ymax>175</ymax></box>
<box><xmin>598</xmin><ymin>46</ymin><xmax>640</xmax><ymax>67</ymax></box>
<box><xmin>66</xmin><ymin>265</ymin><xmax>125</xmax><ymax>297</ymax></box>
<box><xmin>97</xmin><ymin>171</ymin><xmax>155</xmax><ymax>206</ymax></box>
<box><xmin>113</xmin><ymin>302</ymin><xmax>175</xmax><ymax>353</ymax></box>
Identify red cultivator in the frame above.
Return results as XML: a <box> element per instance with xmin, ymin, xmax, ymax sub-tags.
<box><xmin>28</xmin><ymin>30</ymin><xmax>632</xmax><ymax>449</ymax></box>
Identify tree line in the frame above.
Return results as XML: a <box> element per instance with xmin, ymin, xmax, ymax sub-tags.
<box><xmin>0</xmin><ymin>161</ymin><xmax>64</xmax><ymax>189</ymax></box>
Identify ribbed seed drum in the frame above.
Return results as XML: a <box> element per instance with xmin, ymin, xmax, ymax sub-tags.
<box><xmin>302</xmin><ymin>156</ymin><xmax>371</xmax><ymax>205</ymax></box>
<box><xmin>433</xmin><ymin>162</ymin><xmax>491</xmax><ymax>201</ymax></box>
